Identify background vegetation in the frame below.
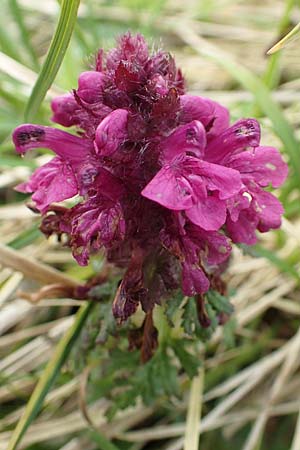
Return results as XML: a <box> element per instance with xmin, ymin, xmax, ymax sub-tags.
<box><xmin>1</xmin><ymin>0</ymin><xmax>300</xmax><ymax>449</ymax></box>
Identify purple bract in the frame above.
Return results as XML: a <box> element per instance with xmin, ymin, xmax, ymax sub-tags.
<box><xmin>12</xmin><ymin>33</ymin><xmax>288</xmax><ymax>321</ymax></box>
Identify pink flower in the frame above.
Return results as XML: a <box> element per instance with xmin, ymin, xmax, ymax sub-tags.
<box><xmin>12</xmin><ymin>33</ymin><xmax>288</xmax><ymax>321</ymax></box>
<box><xmin>204</xmin><ymin>120</ymin><xmax>288</xmax><ymax>243</ymax></box>
<box><xmin>142</xmin><ymin>156</ymin><xmax>242</xmax><ymax>230</ymax></box>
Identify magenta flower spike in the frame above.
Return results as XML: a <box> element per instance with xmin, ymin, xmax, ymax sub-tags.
<box><xmin>12</xmin><ymin>33</ymin><xmax>288</xmax><ymax>322</ymax></box>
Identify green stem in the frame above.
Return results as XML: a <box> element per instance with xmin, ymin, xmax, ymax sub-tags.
<box><xmin>7</xmin><ymin>302</ymin><xmax>93</xmax><ymax>450</ymax></box>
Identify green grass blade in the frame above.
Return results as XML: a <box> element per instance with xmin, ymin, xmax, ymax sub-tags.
<box><xmin>263</xmin><ymin>0</ymin><xmax>295</xmax><ymax>89</ymax></box>
<box><xmin>176</xmin><ymin>28</ymin><xmax>300</xmax><ymax>180</ymax></box>
<box><xmin>88</xmin><ymin>430</ymin><xmax>121</xmax><ymax>450</ymax></box>
<box><xmin>25</xmin><ymin>0</ymin><xmax>80</xmax><ymax>121</ymax></box>
<box><xmin>8</xmin><ymin>225</ymin><xmax>41</xmax><ymax>249</ymax></box>
<box><xmin>7</xmin><ymin>302</ymin><xmax>93</xmax><ymax>450</ymax></box>
<box><xmin>9</xmin><ymin>0</ymin><xmax>40</xmax><ymax>70</ymax></box>
<box><xmin>0</xmin><ymin>25</ymin><xmax>23</xmax><ymax>63</ymax></box>
<box><xmin>251</xmin><ymin>245</ymin><xmax>300</xmax><ymax>282</ymax></box>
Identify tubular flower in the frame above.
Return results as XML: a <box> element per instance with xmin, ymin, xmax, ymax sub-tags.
<box><xmin>12</xmin><ymin>33</ymin><xmax>288</xmax><ymax>322</ymax></box>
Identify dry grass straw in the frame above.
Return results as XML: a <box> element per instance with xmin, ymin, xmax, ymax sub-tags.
<box><xmin>0</xmin><ymin>244</ymin><xmax>78</xmax><ymax>287</ymax></box>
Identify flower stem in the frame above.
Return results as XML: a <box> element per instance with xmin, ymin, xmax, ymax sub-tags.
<box><xmin>183</xmin><ymin>366</ymin><xmax>204</xmax><ymax>450</ymax></box>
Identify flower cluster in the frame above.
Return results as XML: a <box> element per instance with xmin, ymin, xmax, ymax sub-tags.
<box><xmin>13</xmin><ymin>33</ymin><xmax>288</xmax><ymax>322</ymax></box>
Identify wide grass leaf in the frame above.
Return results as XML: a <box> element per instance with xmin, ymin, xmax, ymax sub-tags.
<box><xmin>7</xmin><ymin>302</ymin><xmax>93</xmax><ymax>450</ymax></box>
<box><xmin>25</xmin><ymin>0</ymin><xmax>80</xmax><ymax>121</ymax></box>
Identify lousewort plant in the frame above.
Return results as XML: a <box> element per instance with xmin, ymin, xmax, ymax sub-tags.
<box><xmin>13</xmin><ymin>33</ymin><xmax>288</xmax><ymax>366</ymax></box>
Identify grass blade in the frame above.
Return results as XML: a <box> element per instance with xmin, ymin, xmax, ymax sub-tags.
<box><xmin>25</xmin><ymin>0</ymin><xmax>80</xmax><ymax>121</ymax></box>
<box><xmin>9</xmin><ymin>0</ymin><xmax>40</xmax><ymax>70</ymax></box>
<box><xmin>88</xmin><ymin>430</ymin><xmax>121</xmax><ymax>450</ymax></box>
<box><xmin>250</xmin><ymin>244</ymin><xmax>300</xmax><ymax>282</ymax></box>
<box><xmin>6</xmin><ymin>301</ymin><xmax>93</xmax><ymax>450</ymax></box>
<box><xmin>262</xmin><ymin>0</ymin><xmax>295</xmax><ymax>89</ymax></box>
<box><xmin>8</xmin><ymin>225</ymin><xmax>41</xmax><ymax>250</ymax></box>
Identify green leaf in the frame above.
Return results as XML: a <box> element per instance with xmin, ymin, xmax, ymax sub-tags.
<box><xmin>156</xmin><ymin>348</ymin><xmax>178</xmax><ymax>397</ymax></box>
<box><xmin>181</xmin><ymin>297</ymin><xmax>221</xmax><ymax>341</ymax></box>
<box><xmin>165</xmin><ymin>292</ymin><xmax>183</xmax><ymax>326</ymax></box>
<box><xmin>182</xmin><ymin>298</ymin><xmax>198</xmax><ymax>336</ymax></box>
<box><xmin>108</xmin><ymin>347</ymin><xmax>179</xmax><ymax>417</ymax></box>
<box><xmin>206</xmin><ymin>290</ymin><xmax>234</xmax><ymax>315</ymax></box>
<box><xmin>199</xmin><ymin>303</ymin><xmax>218</xmax><ymax>340</ymax></box>
<box><xmin>223</xmin><ymin>318</ymin><xmax>237</xmax><ymax>349</ymax></box>
<box><xmin>25</xmin><ymin>0</ymin><xmax>80</xmax><ymax>121</ymax></box>
<box><xmin>172</xmin><ymin>341</ymin><xmax>200</xmax><ymax>378</ymax></box>
<box><xmin>7</xmin><ymin>302</ymin><xmax>93</xmax><ymax>450</ymax></box>
<box><xmin>88</xmin><ymin>430</ymin><xmax>120</xmax><ymax>450</ymax></box>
